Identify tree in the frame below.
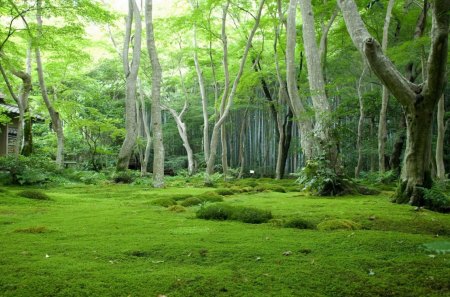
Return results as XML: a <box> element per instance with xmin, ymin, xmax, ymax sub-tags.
<box><xmin>338</xmin><ymin>0</ymin><xmax>449</xmax><ymax>205</ymax></box>
<box><xmin>116</xmin><ymin>0</ymin><xmax>142</xmax><ymax>171</ymax></box>
<box><xmin>145</xmin><ymin>0</ymin><xmax>165</xmax><ymax>188</ymax></box>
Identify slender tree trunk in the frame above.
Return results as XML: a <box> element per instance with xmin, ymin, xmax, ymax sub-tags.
<box><xmin>338</xmin><ymin>0</ymin><xmax>449</xmax><ymax>205</ymax></box>
<box><xmin>21</xmin><ymin>45</ymin><xmax>33</xmax><ymax>156</ymax></box>
<box><xmin>355</xmin><ymin>66</ymin><xmax>367</xmax><ymax>177</ymax></box>
<box><xmin>145</xmin><ymin>0</ymin><xmax>165</xmax><ymax>188</ymax></box>
<box><xmin>35</xmin><ymin>0</ymin><xmax>64</xmax><ymax>167</ymax></box>
<box><xmin>117</xmin><ymin>0</ymin><xmax>142</xmax><ymax>171</ymax></box>
<box><xmin>389</xmin><ymin>115</ymin><xmax>406</xmax><ymax>176</ymax></box>
<box><xmin>377</xmin><ymin>0</ymin><xmax>395</xmax><ymax>173</ymax></box>
<box><xmin>221</xmin><ymin>126</ymin><xmax>228</xmax><ymax>176</ymax></box>
<box><xmin>238</xmin><ymin>108</ymin><xmax>249</xmax><ymax>179</ymax></box>
<box><xmin>205</xmin><ymin>0</ymin><xmax>265</xmax><ymax>184</ymax></box>
<box><xmin>138</xmin><ymin>79</ymin><xmax>152</xmax><ymax>176</ymax></box>
<box><xmin>436</xmin><ymin>95</ymin><xmax>446</xmax><ymax>179</ymax></box>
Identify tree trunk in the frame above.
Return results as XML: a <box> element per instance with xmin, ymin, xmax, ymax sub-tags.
<box><xmin>338</xmin><ymin>0</ymin><xmax>449</xmax><ymax>205</ymax></box>
<box><xmin>377</xmin><ymin>0</ymin><xmax>395</xmax><ymax>173</ymax></box>
<box><xmin>221</xmin><ymin>126</ymin><xmax>228</xmax><ymax>176</ymax></box>
<box><xmin>286</xmin><ymin>0</ymin><xmax>314</xmax><ymax>161</ymax></box>
<box><xmin>205</xmin><ymin>0</ymin><xmax>265</xmax><ymax>184</ymax></box>
<box><xmin>389</xmin><ymin>114</ymin><xmax>406</xmax><ymax>176</ymax></box>
<box><xmin>355</xmin><ymin>66</ymin><xmax>367</xmax><ymax>178</ymax></box>
<box><xmin>145</xmin><ymin>0</ymin><xmax>165</xmax><ymax>188</ymax></box>
<box><xmin>238</xmin><ymin>108</ymin><xmax>249</xmax><ymax>179</ymax></box>
<box><xmin>299</xmin><ymin>0</ymin><xmax>338</xmax><ymax>167</ymax></box>
<box><xmin>35</xmin><ymin>0</ymin><xmax>64</xmax><ymax>168</ymax></box>
<box><xmin>436</xmin><ymin>95</ymin><xmax>446</xmax><ymax>179</ymax></box>
<box><xmin>21</xmin><ymin>45</ymin><xmax>33</xmax><ymax>156</ymax></box>
<box><xmin>138</xmin><ymin>79</ymin><xmax>152</xmax><ymax>176</ymax></box>
<box><xmin>117</xmin><ymin>0</ymin><xmax>142</xmax><ymax>171</ymax></box>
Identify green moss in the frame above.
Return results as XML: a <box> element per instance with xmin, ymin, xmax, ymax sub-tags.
<box><xmin>171</xmin><ymin>194</ymin><xmax>194</xmax><ymax>201</ymax></box>
<box><xmin>17</xmin><ymin>190</ymin><xmax>51</xmax><ymax>200</ymax></box>
<box><xmin>195</xmin><ymin>191</ymin><xmax>224</xmax><ymax>203</ymax></box>
<box><xmin>180</xmin><ymin>197</ymin><xmax>203</xmax><ymax>207</ymax></box>
<box><xmin>152</xmin><ymin>198</ymin><xmax>177</xmax><ymax>208</ymax></box>
<box><xmin>196</xmin><ymin>204</ymin><xmax>272</xmax><ymax>224</ymax></box>
<box><xmin>284</xmin><ymin>218</ymin><xmax>316</xmax><ymax>229</ymax></box>
<box><xmin>167</xmin><ymin>205</ymin><xmax>187</xmax><ymax>213</ymax></box>
<box><xmin>317</xmin><ymin>219</ymin><xmax>361</xmax><ymax>231</ymax></box>
<box><xmin>14</xmin><ymin>226</ymin><xmax>48</xmax><ymax>233</ymax></box>
<box><xmin>215</xmin><ymin>188</ymin><xmax>234</xmax><ymax>196</ymax></box>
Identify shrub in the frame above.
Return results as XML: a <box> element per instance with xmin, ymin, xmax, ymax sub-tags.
<box><xmin>317</xmin><ymin>219</ymin><xmax>361</xmax><ymax>231</ymax></box>
<box><xmin>167</xmin><ymin>205</ymin><xmax>187</xmax><ymax>213</ymax></box>
<box><xmin>196</xmin><ymin>204</ymin><xmax>272</xmax><ymax>224</ymax></box>
<box><xmin>284</xmin><ymin>218</ymin><xmax>316</xmax><ymax>229</ymax></box>
<box><xmin>0</xmin><ymin>155</ymin><xmax>59</xmax><ymax>185</ymax></box>
<box><xmin>152</xmin><ymin>198</ymin><xmax>177</xmax><ymax>208</ymax></box>
<box><xmin>180</xmin><ymin>197</ymin><xmax>203</xmax><ymax>207</ymax></box>
<box><xmin>17</xmin><ymin>190</ymin><xmax>51</xmax><ymax>200</ymax></box>
<box><xmin>69</xmin><ymin>170</ymin><xmax>108</xmax><ymax>185</ymax></box>
<box><xmin>112</xmin><ymin>170</ymin><xmax>137</xmax><ymax>184</ymax></box>
<box><xmin>215</xmin><ymin>188</ymin><xmax>234</xmax><ymax>196</ymax></box>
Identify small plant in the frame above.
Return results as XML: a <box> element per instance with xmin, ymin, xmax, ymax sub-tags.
<box><xmin>419</xmin><ymin>182</ymin><xmax>450</xmax><ymax>212</ymax></box>
<box><xmin>17</xmin><ymin>190</ymin><xmax>51</xmax><ymax>200</ymax></box>
<box><xmin>180</xmin><ymin>197</ymin><xmax>203</xmax><ymax>207</ymax></box>
<box><xmin>284</xmin><ymin>218</ymin><xmax>316</xmax><ymax>229</ymax></box>
<box><xmin>167</xmin><ymin>205</ymin><xmax>187</xmax><ymax>213</ymax></box>
<box><xmin>317</xmin><ymin>219</ymin><xmax>361</xmax><ymax>231</ymax></box>
<box><xmin>152</xmin><ymin>198</ymin><xmax>177</xmax><ymax>208</ymax></box>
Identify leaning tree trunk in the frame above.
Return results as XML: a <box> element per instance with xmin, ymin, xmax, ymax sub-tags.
<box><xmin>286</xmin><ymin>0</ymin><xmax>314</xmax><ymax>161</ymax></box>
<box><xmin>117</xmin><ymin>0</ymin><xmax>142</xmax><ymax>171</ymax></box>
<box><xmin>377</xmin><ymin>0</ymin><xmax>395</xmax><ymax>173</ymax></box>
<box><xmin>338</xmin><ymin>0</ymin><xmax>449</xmax><ymax>205</ymax></box>
<box><xmin>35</xmin><ymin>0</ymin><xmax>64</xmax><ymax>167</ymax></box>
<box><xmin>145</xmin><ymin>0</ymin><xmax>165</xmax><ymax>188</ymax></box>
<box><xmin>355</xmin><ymin>66</ymin><xmax>367</xmax><ymax>178</ymax></box>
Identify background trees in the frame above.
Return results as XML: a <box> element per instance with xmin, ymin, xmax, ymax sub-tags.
<box><xmin>0</xmin><ymin>0</ymin><xmax>448</xmax><ymax>200</ymax></box>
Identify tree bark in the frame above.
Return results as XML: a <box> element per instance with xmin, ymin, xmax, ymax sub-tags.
<box><xmin>355</xmin><ymin>66</ymin><xmax>367</xmax><ymax>178</ymax></box>
<box><xmin>338</xmin><ymin>0</ymin><xmax>449</xmax><ymax>205</ymax></box>
<box><xmin>35</xmin><ymin>0</ymin><xmax>64</xmax><ymax>168</ymax></box>
<box><xmin>286</xmin><ymin>0</ymin><xmax>314</xmax><ymax>161</ymax></box>
<box><xmin>436</xmin><ymin>95</ymin><xmax>446</xmax><ymax>179</ymax></box>
<box><xmin>145</xmin><ymin>0</ymin><xmax>165</xmax><ymax>188</ymax></box>
<box><xmin>377</xmin><ymin>0</ymin><xmax>395</xmax><ymax>173</ymax></box>
<box><xmin>117</xmin><ymin>0</ymin><xmax>142</xmax><ymax>171</ymax></box>
<box><xmin>138</xmin><ymin>79</ymin><xmax>152</xmax><ymax>176</ymax></box>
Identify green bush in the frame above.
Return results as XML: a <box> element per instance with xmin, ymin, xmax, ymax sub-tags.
<box><xmin>152</xmin><ymin>198</ymin><xmax>177</xmax><ymax>208</ymax></box>
<box><xmin>69</xmin><ymin>170</ymin><xmax>108</xmax><ymax>185</ymax></box>
<box><xmin>317</xmin><ymin>219</ymin><xmax>361</xmax><ymax>231</ymax></box>
<box><xmin>180</xmin><ymin>197</ymin><xmax>203</xmax><ymax>207</ymax></box>
<box><xmin>112</xmin><ymin>170</ymin><xmax>137</xmax><ymax>184</ymax></box>
<box><xmin>196</xmin><ymin>204</ymin><xmax>272</xmax><ymax>224</ymax></box>
<box><xmin>17</xmin><ymin>190</ymin><xmax>51</xmax><ymax>200</ymax></box>
<box><xmin>284</xmin><ymin>218</ymin><xmax>316</xmax><ymax>229</ymax></box>
<box><xmin>0</xmin><ymin>155</ymin><xmax>59</xmax><ymax>185</ymax></box>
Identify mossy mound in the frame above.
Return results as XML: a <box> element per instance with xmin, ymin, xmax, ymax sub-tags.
<box><xmin>215</xmin><ymin>188</ymin><xmax>235</xmax><ymax>196</ymax></box>
<box><xmin>284</xmin><ymin>218</ymin><xmax>316</xmax><ymax>229</ymax></box>
<box><xmin>317</xmin><ymin>219</ymin><xmax>361</xmax><ymax>231</ymax></box>
<box><xmin>167</xmin><ymin>205</ymin><xmax>187</xmax><ymax>213</ymax></box>
<box><xmin>180</xmin><ymin>197</ymin><xmax>203</xmax><ymax>207</ymax></box>
<box><xmin>152</xmin><ymin>198</ymin><xmax>177</xmax><ymax>208</ymax></box>
<box><xmin>196</xmin><ymin>191</ymin><xmax>224</xmax><ymax>203</ymax></box>
<box><xmin>421</xmin><ymin>241</ymin><xmax>450</xmax><ymax>254</ymax></box>
<box><xmin>196</xmin><ymin>204</ymin><xmax>272</xmax><ymax>224</ymax></box>
<box><xmin>170</xmin><ymin>194</ymin><xmax>194</xmax><ymax>201</ymax></box>
<box><xmin>17</xmin><ymin>190</ymin><xmax>51</xmax><ymax>200</ymax></box>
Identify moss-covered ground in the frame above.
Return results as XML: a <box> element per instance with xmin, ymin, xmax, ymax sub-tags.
<box><xmin>0</xmin><ymin>179</ymin><xmax>449</xmax><ymax>297</ymax></box>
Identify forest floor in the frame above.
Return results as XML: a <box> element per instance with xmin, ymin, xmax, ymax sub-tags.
<box><xmin>0</xmin><ymin>179</ymin><xmax>449</xmax><ymax>297</ymax></box>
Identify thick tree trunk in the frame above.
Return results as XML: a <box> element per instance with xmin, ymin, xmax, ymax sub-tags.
<box><xmin>436</xmin><ymin>95</ymin><xmax>446</xmax><ymax>180</ymax></box>
<box><xmin>286</xmin><ymin>0</ymin><xmax>314</xmax><ymax>161</ymax></box>
<box><xmin>338</xmin><ymin>0</ymin><xmax>449</xmax><ymax>205</ymax></box>
<box><xmin>35</xmin><ymin>0</ymin><xmax>64</xmax><ymax>168</ymax></box>
<box><xmin>117</xmin><ymin>0</ymin><xmax>141</xmax><ymax>171</ymax></box>
<box><xmin>377</xmin><ymin>0</ymin><xmax>395</xmax><ymax>173</ymax></box>
<box><xmin>145</xmin><ymin>0</ymin><xmax>165</xmax><ymax>188</ymax></box>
